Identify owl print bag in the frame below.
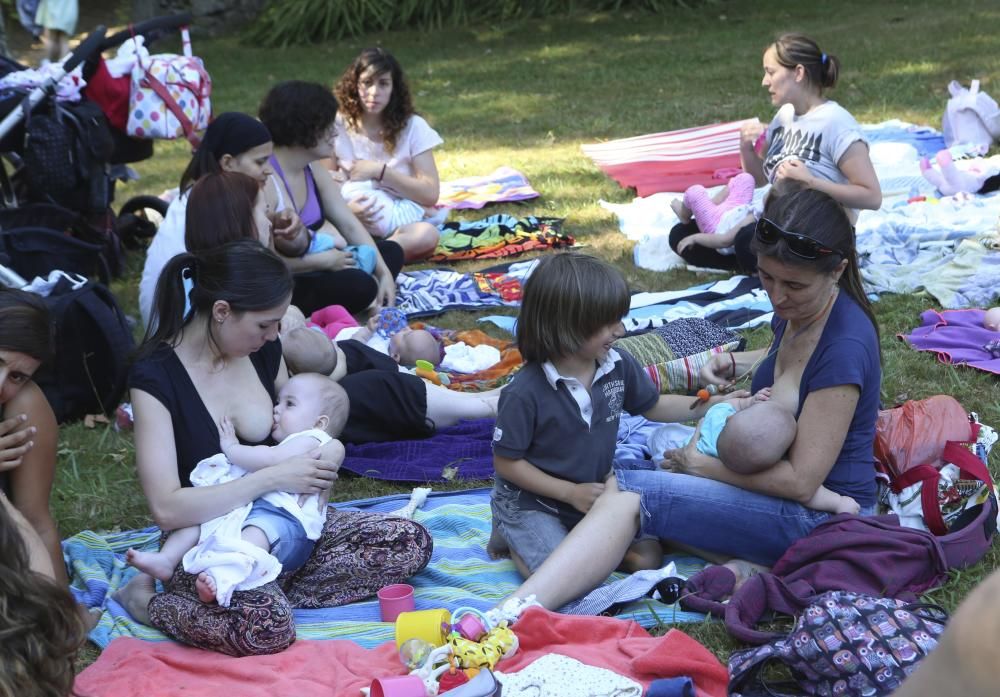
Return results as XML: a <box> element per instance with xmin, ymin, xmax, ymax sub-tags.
<box><xmin>728</xmin><ymin>590</ymin><xmax>948</xmax><ymax>697</ymax></box>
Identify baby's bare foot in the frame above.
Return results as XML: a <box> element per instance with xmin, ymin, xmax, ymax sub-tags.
<box><xmin>111</xmin><ymin>572</ymin><xmax>156</xmax><ymax>626</ymax></box>
<box><xmin>125</xmin><ymin>548</ymin><xmax>176</xmax><ymax>582</ymax></box>
<box><xmin>836</xmin><ymin>495</ymin><xmax>861</xmax><ymax>515</ymax></box>
<box><xmin>487</xmin><ymin>525</ymin><xmax>510</xmax><ymax>560</ymax></box>
<box><xmin>670</xmin><ymin>198</ymin><xmax>692</xmax><ymax>223</ymax></box>
<box><xmin>195</xmin><ymin>572</ymin><xmax>218</xmax><ymax>604</ymax></box>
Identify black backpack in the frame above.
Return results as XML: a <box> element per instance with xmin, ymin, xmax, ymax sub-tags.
<box><xmin>31</xmin><ymin>279</ymin><xmax>135</xmax><ymax>423</ymax></box>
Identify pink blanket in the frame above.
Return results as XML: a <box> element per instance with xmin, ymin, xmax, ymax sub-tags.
<box><xmin>75</xmin><ymin>609</ymin><xmax>728</xmax><ymax>697</ymax></box>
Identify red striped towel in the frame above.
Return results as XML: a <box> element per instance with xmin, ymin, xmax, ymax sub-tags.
<box><xmin>582</xmin><ymin>119</ymin><xmax>755</xmax><ymax>196</ymax></box>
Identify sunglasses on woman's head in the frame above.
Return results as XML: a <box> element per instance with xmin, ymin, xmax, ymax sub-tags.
<box><xmin>754</xmin><ymin>217</ymin><xmax>843</xmax><ymax>260</ymax></box>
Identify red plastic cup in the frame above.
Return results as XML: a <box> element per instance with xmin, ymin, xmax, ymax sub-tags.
<box><xmin>378</xmin><ymin>583</ymin><xmax>415</xmax><ymax>622</ymax></box>
<box><xmin>370</xmin><ymin>674</ymin><xmax>426</xmax><ymax>697</ymax></box>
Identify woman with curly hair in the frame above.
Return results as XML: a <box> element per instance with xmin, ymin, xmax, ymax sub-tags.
<box><xmin>332</xmin><ymin>48</ymin><xmax>442</xmax><ymax>262</ymax></box>
<box><xmin>0</xmin><ymin>494</ymin><xmax>85</xmax><ymax>697</ymax></box>
<box><xmin>260</xmin><ymin>80</ymin><xmax>403</xmax><ymax>316</ymax></box>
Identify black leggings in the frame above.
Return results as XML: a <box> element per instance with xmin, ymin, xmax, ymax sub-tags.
<box><xmin>291</xmin><ymin>240</ymin><xmax>405</xmax><ymax>316</ymax></box>
<box><xmin>668</xmin><ymin>220</ymin><xmax>758</xmax><ymax>273</ymax></box>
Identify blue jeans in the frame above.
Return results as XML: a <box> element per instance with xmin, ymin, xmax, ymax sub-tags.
<box><xmin>242</xmin><ymin>499</ymin><xmax>315</xmax><ymax>573</ymax></box>
<box><xmin>614</xmin><ymin>467</ymin><xmax>875</xmax><ymax>566</ymax></box>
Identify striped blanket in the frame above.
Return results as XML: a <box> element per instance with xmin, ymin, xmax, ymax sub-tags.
<box><xmin>69</xmin><ymin>489</ymin><xmax>706</xmax><ymax>651</ymax></box>
<box><xmin>437</xmin><ymin>167</ymin><xmax>540</xmax><ymax>209</ymax></box>
<box><xmin>582</xmin><ymin>119</ymin><xmax>755</xmax><ymax>196</ymax></box>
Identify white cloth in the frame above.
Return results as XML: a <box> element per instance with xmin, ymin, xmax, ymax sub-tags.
<box><xmin>440</xmin><ymin>341</ymin><xmax>501</xmax><ymax>374</ymax></box>
<box><xmin>335</xmin><ymin>326</ymin><xmax>391</xmax><ymax>356</ymax></box>
<box><xmin>181</xmin><ymin>428</ymin><xmax>331</xmax><ymax>606</ymax></box>
<box><xmin>139</xmin><ymin>191</ymin><xmax>187</xmax><ymax>328</ymax></box>
<box><xmin>495</xmin><ymin>654</ymin><xmax>642</xmax><ymax>696</ymax></box>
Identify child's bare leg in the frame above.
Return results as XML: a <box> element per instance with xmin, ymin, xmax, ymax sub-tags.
<box><xmin>710</xmin><ymin>185</ymin><xmax>731</xmax><ymax>205</ymax></box>
<box><xmin>508</xmin><ymin>548</ymin><xmax>532</xmax><ymax>579</ymax></box>
<box><xmin>670</xmin><ymin>198</ymin><xmax>692</xmax><ymax>222</ymax></box>
<box><xmin>620</xmin><ymin>538</ymin><xmax>663</xmax><ymax>573</ymax></box>
<box><xmin>424</xmin><ymin>383</ymin><xmax>500</xmax><ymax>428</ymax></box>
<box><xmin>126</xmin><ymin>526</ymin><xmax>200</xmax><ymax>582</ymax></box>
<box><xmin>722</xmin><ymin>558</ymin><xmax>769</xmax><ymax>591</ymax></box>
<box><xmin>194</xmin><ymin>524</ymin><xmax>272</xmax><ymax>604</ymax></box>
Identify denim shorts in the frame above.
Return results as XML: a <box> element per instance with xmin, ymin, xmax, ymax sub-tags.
<box><xmin>490</xmin><ymin>481</ymin><xmax>584</xmax><ymax>574</ymax></box>
<box><xmin>614</xmin><ymin>468</ymin><xmax>875</xmax><ymax>566</ymax></box>
<box><xmin>242</xmin><ymin>499</ymin><xmax>316</xmax><ymax>574</ymax></box>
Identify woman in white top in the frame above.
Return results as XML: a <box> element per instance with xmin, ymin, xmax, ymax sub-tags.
<box><xmin>138</xmin><ymin>113</ymin><xmax>282</xmax><ymax>327</ymax></box>
<box><xmin>332</xmin><ymin>48</ymin><xmax>443</xmax><ymax>262</ymax></box>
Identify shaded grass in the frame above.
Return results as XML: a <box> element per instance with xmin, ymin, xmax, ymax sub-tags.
<box><xmin>58</xmin><ymin>0</ymin><xmax>1000</xmax><ymax>670</ymax></box>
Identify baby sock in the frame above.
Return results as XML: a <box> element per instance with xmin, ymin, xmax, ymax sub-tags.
<box><xmin>684</xmin><ymin>172</ymin><xmax>756</xmax><ymax>234</ymax></box>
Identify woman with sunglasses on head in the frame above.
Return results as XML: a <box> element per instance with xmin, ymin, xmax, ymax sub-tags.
<box><xmin>491</xmin><ymin>189</ymin><xmax>881</xmax><ymax>612</ymax></box>
<box><xmin>669</xmin><ymin>33</ymin><xmax>881</xmax><ymax>272</ymax></box>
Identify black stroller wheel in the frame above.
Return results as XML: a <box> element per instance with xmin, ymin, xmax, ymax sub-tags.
<box><xmin>117</xmin><ymin>195</ymin><xmax>168</xmax><ymax>249</ymax></box>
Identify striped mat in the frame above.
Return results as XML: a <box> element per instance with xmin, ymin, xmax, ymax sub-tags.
<box><xmin>67</xmin><ymin>488</ymin><xmax>706</xmax><ymax>651</ymax></box>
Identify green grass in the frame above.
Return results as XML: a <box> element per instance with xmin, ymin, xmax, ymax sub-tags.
<box><xmin>58</xmin><ymin>0</ymin><xmax>1000</xmax><ymax>669</ymax></box>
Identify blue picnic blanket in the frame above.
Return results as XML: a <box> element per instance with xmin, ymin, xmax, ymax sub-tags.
<box><xmin>67</xmin><ymin>488</ymin><xmax>706</xmax><ymax>651</ymax></box>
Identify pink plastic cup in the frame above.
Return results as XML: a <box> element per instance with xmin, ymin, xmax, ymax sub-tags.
<box><xmin>369</xmin><ymin>674</ymin><xmax>426</xmax><ymax>697</ymax></box>
<box><xmin>378</xmin><ymin>583</ymin><xmax>415</xmax><ymax>622</ymax></box>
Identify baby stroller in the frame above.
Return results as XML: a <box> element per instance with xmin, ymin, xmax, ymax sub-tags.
<box><xmin>0</xmin><ymin>13</ymin><xmax>195</xmax><ymax>286</ymax></box>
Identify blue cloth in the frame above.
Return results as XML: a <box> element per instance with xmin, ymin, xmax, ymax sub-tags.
<box><xmin>613</xmin><ymin>413</ymin><xmax>663</xmax><ymax>466</ymax></box>
<box><xmin>347</xmin><ymin>244</ymin><xmax>377</xmax><ymax>274</ymax></box>
<box><xmin>751</xmin><ymin>292</ymin><xmax>881</xmax><ymax>507</ymax></box>
<box><xmin>696</xmin><ymin>402</ymin><xmax>735</xmax><ymax>458</ymax></box>
<box><xmin>614</xmin><ymin>468</ymin><xmax>875</xmax><ymax>567</ymax></box>
<box><xmin>307</xmin><ymin>232</ymin><xmax>337</xmax><ymax>254</ymax></box>
<box><xmin>647</xmin><ymin>676</ymin><xmax>695</xmax><ymax>697</ymax></box>
<box><xmin>860</xmin><ymin>120</ymin><xmax>946</xmax><ymax>159</ymax></box>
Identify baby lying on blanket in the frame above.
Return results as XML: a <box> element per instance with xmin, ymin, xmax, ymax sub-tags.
<box><xmin>671</xmin><ymin>173</ymin><xmax>805</xmax><ymax>257</ymax></box>
<box><xmin>283</xmin><ymin>305</ymin><xmax>442</xmax><ymax>371</ymax></box>
<box><xmin>665</xmin><ymin>389</ymin><xmax>858</xmax><ymax>515</ymax></box>
<box><xmin>126</xmin><ymin>373</ymin><xmax>349</xmax><ymax>606</ymax></box>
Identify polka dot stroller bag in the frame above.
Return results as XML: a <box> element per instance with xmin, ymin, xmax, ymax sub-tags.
<box><xmin>728</xmin><ymin>591</ymin><xmax>948</xmax><ymax>697</ymax></box>
<box><xmin>126</xmin><ymin>26</ymin><xmax>211</xmax><ymax>147</ymax></box>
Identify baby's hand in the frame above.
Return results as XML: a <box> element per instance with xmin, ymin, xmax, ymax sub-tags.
<box><xmin>219</xmin><ymin>417</ymin><xmax>238</xmax><ymax>454</ymax></box>
<box><xmin>753</xmin><ymin>387</ymin><xmax>772</xmax><ymax>403</ymax></box>
<box><xmin>567</xmin><ymin>482</ymin><xmax>605</xmax><ymax>514</ymax></box>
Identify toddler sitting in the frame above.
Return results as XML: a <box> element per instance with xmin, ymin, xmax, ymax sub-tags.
<box><xmin>690</xmin><ymin>389</ymin><xmax>858</xmax><ymax>515</ymax></box>
<box><xmin>126</xmin><ymin>373</ymin><xmax>349</xmax><ymax>606</ymax></box>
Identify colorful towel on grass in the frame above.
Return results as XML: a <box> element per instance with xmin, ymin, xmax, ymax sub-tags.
<box><xmin>341</xmin><ymin>418</ymin><xmax>495</xmax><ymax>481</ymax></box>
<box><xmin>437</xmin><ymin>166</ymin><xmax>540</xmax><ymax>209</ymax></box>
<box><xmin>901</xmin><ymin>308</ymin><xmax>1000</xmax><ymax>374</ymax></box>
<box><xmin>68</xmin><ymin>489</ymin><xmax>706</xmax><ymax>652</ymax></box>
<box><xmin>396</xmin><ymin>260</ymin><xmax>537</xmax><ymax>318</ymax></box>
<box><xmin>430</xmin><ymin>214</ymin><xmax>573</xmax><ymax>263</ymax></box>
<box><xmin>414</xmin><ymin>325</ymin><xmax>524</xmax><ymax>392</ymax></box>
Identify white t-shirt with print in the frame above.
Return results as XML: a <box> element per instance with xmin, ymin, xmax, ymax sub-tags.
<box><xmin>762</xmin><ymin>101</ymin><xmax>865</xmax><ymax>187</ymax></box>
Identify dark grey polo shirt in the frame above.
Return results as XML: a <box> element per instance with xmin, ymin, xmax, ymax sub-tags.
<box><xmin>492</xmin><ymin>348</ymin><xmax>658</xmax><ymax>517</ymax></box>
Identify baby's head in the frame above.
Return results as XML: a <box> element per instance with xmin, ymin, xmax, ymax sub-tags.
<box><xmin>283</xmin><ymin>326</ymin><xmax>338</xmax><ymax>376</ymax></box>
<box><xmin>389</xmin><ymin>328</ymin><xmax>442</xmax><ymax>367</ymax></box>
<box><xmin>272</xmin><ymin>372</ymin><xmax>349</xmax><ymax>441</ymax></box>
<box><xmin>716</xmin><ymin>401</ymin><xmax>796</xmax><ymax>474</ymax></box>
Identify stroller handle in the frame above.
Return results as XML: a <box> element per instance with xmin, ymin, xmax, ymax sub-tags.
<box><xmin>62</xmin><ymin>25</ymin><xmax>109</xmax><ymax>73</ymax></box>
<box><xmin>101</xmin><ymin>13</ymin><xmax>195</xmax><ymax>52</ymax></box>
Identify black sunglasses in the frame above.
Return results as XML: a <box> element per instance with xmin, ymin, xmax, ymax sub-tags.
<box><xmin>755</xmin><ymin>217</ymin><xmax>843</xmax><ymax>260</ymax></box>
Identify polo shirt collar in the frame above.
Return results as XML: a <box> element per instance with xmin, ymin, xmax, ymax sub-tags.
<box><xmin>541</xmin><ymin>348</ymin><xmax>622</xmax><ymax>389</ymax></box>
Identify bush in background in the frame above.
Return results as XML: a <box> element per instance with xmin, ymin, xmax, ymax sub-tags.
<box><xmin>246</xmin><ymin>0</ymin><xmax>700</xmax><ymax>47</ymax></box>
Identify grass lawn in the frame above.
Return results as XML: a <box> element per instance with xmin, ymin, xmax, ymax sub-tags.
<box><xmin>62</xmin><ymin>0</ymin><xmax>1000</xmax><ymax>669</ymax></box>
